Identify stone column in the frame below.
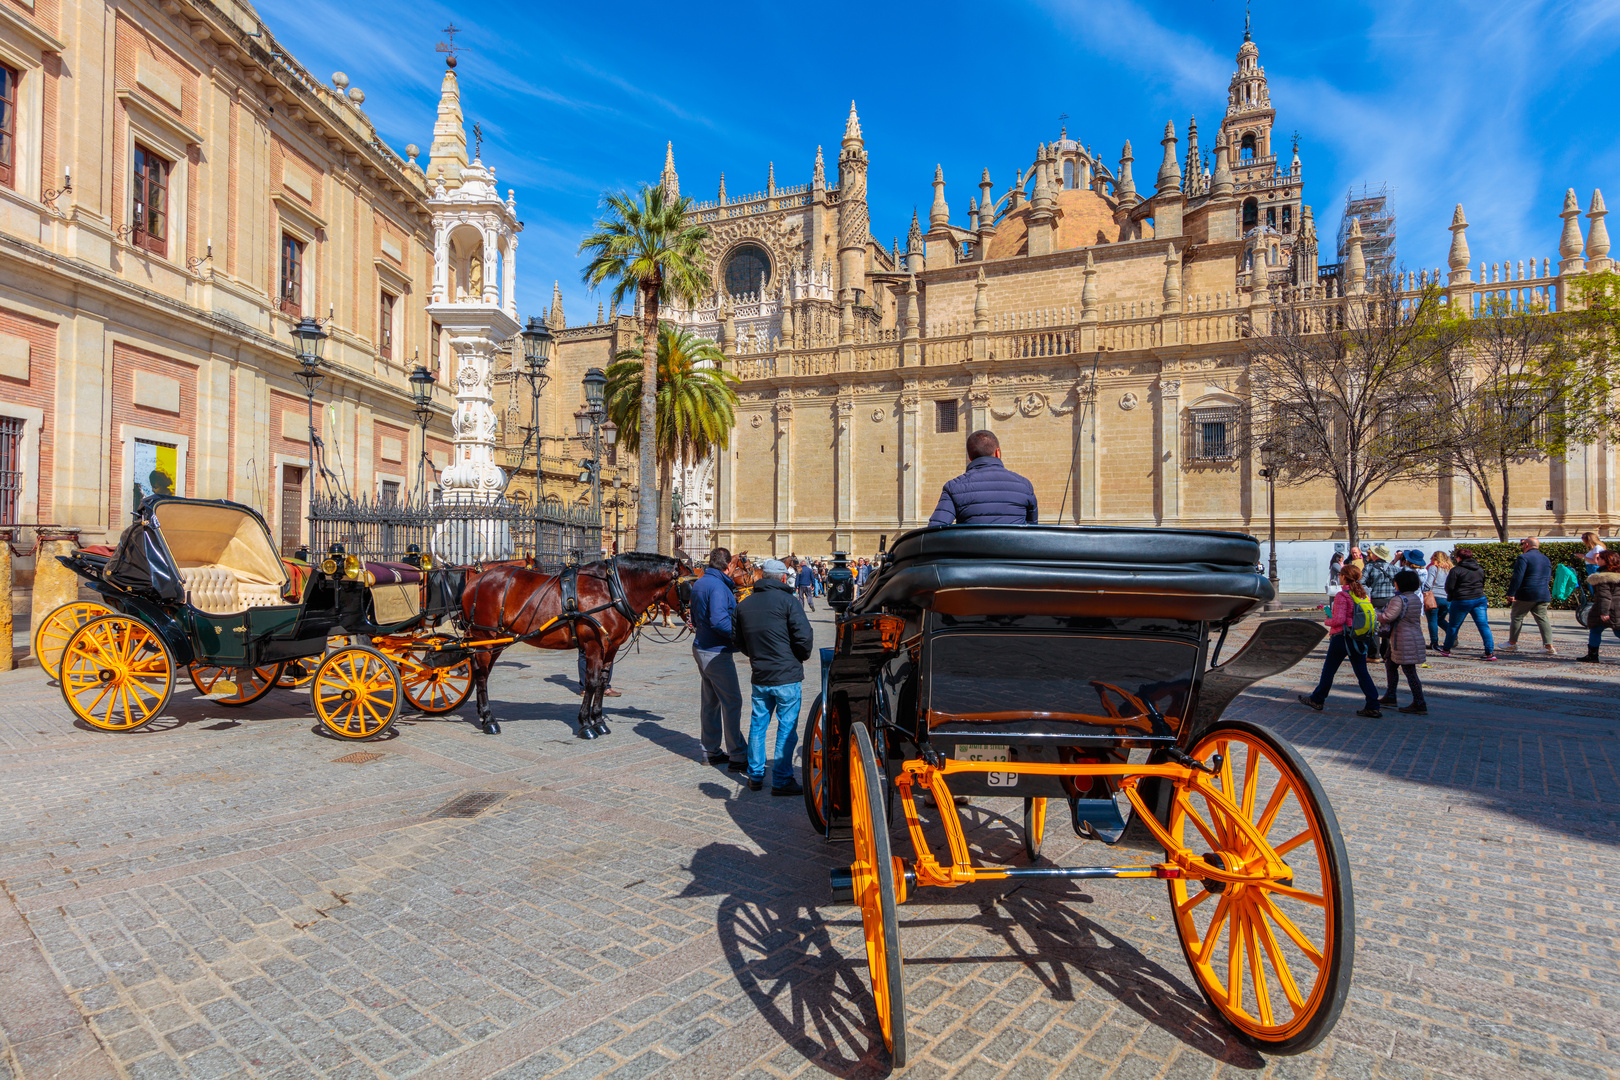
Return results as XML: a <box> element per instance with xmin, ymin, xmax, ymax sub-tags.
<box><xmin>1074</xmin><ymin>370</ymin><xmax>1098</xmax><ymax>523</ymax></box>
<box><xmin>1157</xmin><ymin>378</ymin><xmax>1181</xmax><ymax>525</ymax></box>
<box><xmin>31</xmin><ymin>530</ymin><xmax>83</xmax><ymax>651</ymax></box>
<box><xmin>835</xmin><ymin>398</ymin><xmax>854</xmax><ymax>551</ymax></box>
<box><xmin>900</xmin><ymin>388</ymin><xmax>921</xmax><ymax>528</ymax></box>
<box><xmin>968</xmin><ymin>383</ymin><xmax>991</xmax><ymax>432</ymax></box>
<box><xmin>0</xmin><ymin>530</ymin><xmax>12</xmax><ymax>671</ymax></box>
<box><xmin>774</xmin><ymin>395</ymin><xmax>793</xmax><ymax>557</ymax></box>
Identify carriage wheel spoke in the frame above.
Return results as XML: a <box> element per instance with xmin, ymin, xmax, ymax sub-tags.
<box><xmin>1226</xmin><ymin>903</ymin><xmax>1244</xmax><ymax>1011</ymax></box>
<box><xmin>1252</xmin><ymin>897</ymin><xmax>1308</xmax><ymax>1010</ymax></box>
<box><xmin>1254</xmin><ymin>776</ymin><xmax>1293</xmax><ymax>838</ymax></box>
<box><xmin>1239</xmin><ymin>743</ymin><xmax>1261</xmax><ymax>820</ymax></box>
<box><xmin>1266</xmin><ymin>882</ymin><xmax>1325</xmax><ymax>907</ymax></box>
<box><xmin>1177</xmin><ymin>888</ymin><xmax>1214</xmax><ymax>917</ymax></box>
<box><xmin>1257</xmin><ymin>892</ymin><xmax>1325</xmax><ymax>967</ymax></box>
<box><xmin>1244</xmin><ymin>901</ymin><xmax>1274</xmax><ymax>1026</ymax></box>
<box><xmin>1180</xmin><ymin>798</ymin><xmax>1225</xmax><ymax>852</ymax></box>
<box><xmin>1197</xmin><ymin>892</ymin><xmax>1233</xmax><ymax>966</ymax></box>
<box><xmin>1273</xmin><ymin>827</ymin><xmax>1315</xmax><ymax>858</ymax></box>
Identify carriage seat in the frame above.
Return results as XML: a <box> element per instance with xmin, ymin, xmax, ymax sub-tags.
<box><xmin>179</xmin><ymin>564</ymin><xmax>287</xmax><ymax>615</ymax></box>
<box><xmin>367</xmin><ymin>562</ymin><xmax>422</xmax><ymax>585</ymax></box>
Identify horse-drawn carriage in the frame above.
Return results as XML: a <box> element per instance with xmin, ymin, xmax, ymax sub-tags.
<box><xmin>807</xmin><ymin>526</ymin><xmax>1352</xmax><ymax>1065</ymax></box>
<box><xmin>39</xmin><ymin>494</ymin><xmax>689</xmax><ymax>740</ymax></box>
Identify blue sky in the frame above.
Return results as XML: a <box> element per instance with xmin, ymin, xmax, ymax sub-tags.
<box><xmin>257</xmin><ymin>0</ymin><xmax>1620</xmax><ymax>323</ymax></box>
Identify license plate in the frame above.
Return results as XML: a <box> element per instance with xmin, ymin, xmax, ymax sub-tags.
<box><xmin>956</xmin><ymin>743</ymin><xmax>1016</xmax><ymax>787</ymax></box>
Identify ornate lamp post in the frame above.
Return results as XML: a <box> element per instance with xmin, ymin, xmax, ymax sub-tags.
<box><xmin>574</xmin><ymin>368</ymin><xmax>612</xmax><ymax>556</ymax></box>
<box><xmin>518</xmin><ymin>317</ymin><xmax>554</xmax><ymax>505</ymax></box>
<box><xmin>1259</xmin><ymin>439</ymin><xmax>1280</xmax><ymax>607</ymax></box>
<box><xmin>408</xmin><ymin>362</ymin><xmax>436</xmax><ymax>500</ymax></box>
<box><xmin>289</xmin><ymin>316</ymin><xmax>328</xmax><ymax>519</ymax></box>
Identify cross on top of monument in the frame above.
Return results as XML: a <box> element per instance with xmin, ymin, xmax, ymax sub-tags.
<box><xmin>473</xmin><ymin>122</ymin><xmax>484</xmax><ymax>160</ymax></box>
<box><xmin>436</xmin><ymin>24</ymin><xmax>463</xmax><ymax>68</ymax></box>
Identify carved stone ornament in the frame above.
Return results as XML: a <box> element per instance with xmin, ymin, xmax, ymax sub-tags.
<box><xmin>871</xmin><ymin>408</ymin><xmax>886</xmax><ymax>423</ymax></box>
<box><xmin>991</xmin><ymin>391</ymin><xmax>1050</xmax><ymax>420</ymax></box>
<box><xmin>968</xmin><ymin>388</ymin><xmax>992</xmax><ymax>405</ymax></box>
<box><xmin>1119</xmin><ymin>392</ymin><xmax>1140</xmax><ymax>411</ymax></box>
<box><xmin>899</xmin><ymin>394</ymin><xmax>920</xmax><ymax>409</ymax></box>
<box><xmin>750</xmin><ymin>413</ymin><xmax>764</xmax><ymax>428</ymax></box>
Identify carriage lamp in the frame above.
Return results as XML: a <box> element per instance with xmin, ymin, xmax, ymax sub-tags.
<box><xmin>601</xmin><ymin>420</ymin><xmax>618</xmax><ymax>448</ymax></box>
<box><xmin>409</xmin><ymin>364</ymin><xmax>436</xmax><ymax>417</ymax></box>
<box><xmin>404</xmin><ymin>543</ymin><xmax>422</xmax><ymax>568</ymax></box>
<box><xmin>521</xmin><ymin>316</ymin><xmax>554</xmax><ymax>374</ymax></box>
<box><xmin>582</xmin><ymin>366</ymin><xmax>606</xmax><ymax>410</ymax></box>
<box><xmin>573</xmin><ymin>406</ymin><xmax>592</xmax><ymax>439</ymax></box>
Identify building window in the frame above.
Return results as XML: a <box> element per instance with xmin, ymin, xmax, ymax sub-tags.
<box><xmin>379</xmin><ymin>290</ymin><xmax>396</xmax><ymax>360</ymax></box>
<box><xmin>379</xmin><ymin>479</ymin><xmax>400</xmax><ymax>505</ymax></box>
<box><xmin>0</xmin><ymin>63</ymin><xmax>17</xmax><ymax>190</ymax></box>
<box><xmin>430</xmin><ymin>320</ymin><xmax>443</xmax><ymax>373</ymax></box>
<box><xmin>1063</xmin><ymin>160</ymin><xmax>1074</xmax><ymax>189</ymax></box>
<box><xmin>1282</xmin><ymin>207</ymin><xmax>1292</xmax><ymax>234</ymax></box>
<box><xmin>935</xmin><ymin>400</ymin><xmax>958</xmax><ymax>434</ymax></box>
<box><xmin>1187</xmin><ymin>406</ymin><xmax>1241</xmax><ymax>462</ymax></box>
<box><xmin>132</xmin><ymin>145</ymin><xmax>171</xmax><ymax>257</ymax></box>
<box><xmin>280</xmin><ymin>233</ymin><xmax>304</xmax><ymax>316</ymax></box>
<box><xmin>1266</xmin><ymin>207</ymin><xmax>1276</xmax><ymax>229</ymax></box>
<box><xmin>1240</xmin><ymin>132</ymin><xmax>1256</xmax><ymax>161</ymax></box>
<box><xmin>1242</xmin><ymin>198</ymin><xmax>1258</xmax><ymax>232</ymax></box>
<box><xmin>723</xmin><ymin>243</ymin><xmax>771</xmax><ymax>297</ymax></box>
<box><xmin>0</xmin><ymin>415</ymin><xmax>22</xmax><ymax>523</ymax></box>
<box><xmin>130</xmin><ymin>437</ymin><xmax>179</xmax><ymax>503</ymax></box>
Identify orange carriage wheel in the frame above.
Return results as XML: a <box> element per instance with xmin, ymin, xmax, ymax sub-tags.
<box><xmin>58</xmin><ymin>615</ymin><xmax>174</xmax><ymax>733</ymax></box>
<box><xmin>32</xmin><ymin>601</ymin><xmax>113</xmax><ymax>682</ymax></box>
<box><xmin>386</xmin><ymin>635</ymin><xmax>474</xmax><ymax>716</ymax></box>
<box><xmin>1166</xmin><ymin>720</ymin><xmax>1354</xmax><ymax>1054</ymax></box>
<box><xmin>312</xmin><ymin>645</ymin><xmax>402</xmax><ymax>740</ymax></box>
<box><xmin>1023</xmin><ymin>797</ymin><xmax>1048</xmax><ymax>862</ymax></box>
<box><xmin>277</xmin><ymin>658</ymin><xmax>315</xmax><ymax>689</ymax></box>
<box><xmin>188</xmin><ymin>663</ymin><xmax>284</xmax><ymax>706</ymax></box>
<box><xmin>849</xmin><ymin>722</ymin><xmax>906</xmax><ymax>1066</ymax></box>
<box><xmin>801</xmin><ymin>694</ymin><xmax>828</xmax><ymax>834</ymax></box>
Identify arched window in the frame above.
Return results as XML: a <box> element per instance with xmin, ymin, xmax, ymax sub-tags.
<box><xmin>1240</xmin><ymin>133</ymin><xmax>1256</xmax><ymax>160</ymax></box>
<box><xmin>1266</xmin><ymin>207</ymin><xmax>1276</xmax><ymax>229</ymax></box>
<box><xmin>1282</xmin><ymin>207</ymin><xmax>1292</xmax><ymax>234</ymax></box>
<box><xmin>1242</xmin><ymin>198</ymin><xmax>1258</xmax><ymax>232</ymax></box>
<box><xmin>1063</xmin><ymin>160</ymin><xmax>1074</xmax><ymax>189</ymax></box>
<box><xmin>1269</xmin><ymin>245</ymin><xmax>1278</xmax><ymax>266</ymax></box>
<box><xmin>723</xmin><ymin>243</ymin><xmax>772</xmax><ymax>297</ymax></box>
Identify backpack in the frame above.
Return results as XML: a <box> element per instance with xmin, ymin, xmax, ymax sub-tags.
<box><xmin>1551</xmin><ymin>562</ymin><xmax>1579</xmax><ymax>603</ymax></box>
<box><xmin>1347</xmin><ymin>592</ymin><xmax>1377</xmax><ymax>638</ymax></box>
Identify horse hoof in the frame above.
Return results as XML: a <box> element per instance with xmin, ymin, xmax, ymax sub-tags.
<box><xmin>594</xmin><ymin>723</ymin><xmax>611</xmax><ymax>738</ymax></box>
<box><xmin>482</xmin><ymin>720</ymin><xmax>501</xmax><ymax>735</ymax></box>
<box><xmin>577</xmin><ymin>725</ymin><xmax>599</xmax><ymax>740</ymax></box>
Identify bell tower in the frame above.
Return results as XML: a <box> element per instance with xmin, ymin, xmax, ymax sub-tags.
<box><xmin>1221</xmin><ymin>19</ymin><xmax>1274</xmax><ymax>165</ymax></box>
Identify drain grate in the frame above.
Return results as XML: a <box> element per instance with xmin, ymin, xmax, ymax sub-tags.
<box><xmin>333</xmin><ymin>751</ymin><xmax>384</xmax><ymax>765</ymax></box>
<box><xmin>432</xmin><ymin>791</ymin><xmax>507</xmax><ymax>818</ymax></box>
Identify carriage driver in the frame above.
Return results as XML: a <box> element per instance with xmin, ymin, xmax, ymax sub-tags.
<box><xmin>928</xmin><ymin>430</ymin><xmax>1038</xmax><ymax>526</ymax></box>
<box><xmin>690</xmin><ymin>547</ymin><xmax>749</xmax><ymax>770</ymax></box>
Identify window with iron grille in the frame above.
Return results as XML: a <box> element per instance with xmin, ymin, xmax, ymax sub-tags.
<box><xmin>379</xmin><ymin>290</ymin><xmax>396</xmax><ymax>359</ymax></box>
<box><xmin>0</xmin><ymin>416</ymin><xmax>23</xmax><ymax>524</ymax></box>
<box><xmin>935</xmin><ymin>399</ymin><xmax>958</xmax><ymax>434</ymax></box>
<box><xmin>379</xmin><ymin>480</ymin><xmax>400</xmax><ymax>505</ymax></box>
<box><xmin>132</xmin><ymin>145</ymin><xmax>171</xmax><ymax>257</ymax></box>
<box><xmin>280</xmin><ymin>233</ymin><xmax>304</xmax><ymax>316</ymax></box>
<box><xmin>0</xmin><ymin>63</ymin><xmax>17</xmax><ymax>190</ymax></box>
<box><xmin>1187</xmin><ymin>406</ymin><xmax>1241</xmax><ymax>462</ymax></box>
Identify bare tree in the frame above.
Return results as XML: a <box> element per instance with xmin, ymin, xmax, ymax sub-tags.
<box><xmin>1245</xmin><ymin>277</ymin><xmax>1462</xmax><ymax>549</ymax></box>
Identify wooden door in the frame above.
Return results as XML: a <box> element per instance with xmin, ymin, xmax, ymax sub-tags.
<box><xmin>281</xmin><ymin>466</ymin><xmax>305</xmax><ymax>555</ymax></box>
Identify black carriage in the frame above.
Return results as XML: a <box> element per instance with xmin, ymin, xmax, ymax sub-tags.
<box><xmin>804</xmin><ymin>526</ymin><xmax>1353</xmax><ymax>1065</ymax></box>
<box><xmin>43</xmin><ymin>495</ymin><xmax>470</xmax><ymax>738</ymax></box>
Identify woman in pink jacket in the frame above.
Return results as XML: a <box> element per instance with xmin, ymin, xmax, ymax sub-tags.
<box><xmin>1298</xmin><ymin>564</ymin><xmax>1383</xmax><ymax>717</ymax></box>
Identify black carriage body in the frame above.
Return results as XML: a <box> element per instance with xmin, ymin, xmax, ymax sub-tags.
<box><xmin>818</xmin><ymin>525</ymin><xmax>1317</xmax><ymax>826</ymax></box>
<box><xmin>63</xmin><ymin>496</ymin><xmax>455</xmax><ymax>668</ymax></box>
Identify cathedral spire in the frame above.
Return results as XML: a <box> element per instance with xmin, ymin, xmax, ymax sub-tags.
<box><xmin>907</xmin><ymin>208</ymin><xmax>924</xmax><ymax>273</ymax></box>
<box><xmin>550</xmin><ymin>281</ymin><xmax>565</xmax><ymax>329</ymax></box>
<box><xmin>427</xmin><ymin>61</ymin><xmax>469</xmax><ymax>189</ymax></box>
<box><xmin>1588</xmin><ymin>189</ymin><xmax>1611</xmax><ymax>270</ymax></box>
<box><xmin>1115</xmin><ymin>140</ymin><xmax>1136</xmax><ymax>208</ymax></box>
<box><xmin>1210</xmin><ymin>133</ymin><xmax>1232</xmax><ymax>198</ymax></box>
<box><xmin>1156</xmin><ymin>121</ymin><xmax>1181</xmax><ymax>195</ymax></box>
<box><xmin>1560</xmin><ymin>188</ymin><xmax>1587</xmax><ymax>275</ymax></box>
<box><xmin>843</xmin><ymin>100</ymin><xmax>863</xmax><ymax>145</ymax></box>
<box><xmin>929</xmin><ymin>165</ymin><xmax>950</xmax><ymax>229</ymax></box>
<box><xmin>660</xmin><ymin>142</ymin><xmax>679</xmax><ymax>199</ymax></box>
<box><xmin>1448</xmin><ymin>204</ymin><xmax>1472</xmax><ymax>285</ymax></box>
<box><xmin>718</xmin><ymin>172</ymin><xmax>727</xmax><ymax>206</ymax></box>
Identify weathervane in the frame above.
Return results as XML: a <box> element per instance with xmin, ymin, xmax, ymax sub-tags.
<box><xmin>1058</xmin><ymin>112</ymin><xmax>1069</xmax><ymax>140</ymax></box>
<box><xmin>436</xmin><ymin>23</ymin><xmax>462</xmax><ymax>68</ymax></box>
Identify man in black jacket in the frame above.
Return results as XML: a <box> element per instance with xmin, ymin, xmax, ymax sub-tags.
<box><xmin>1505</xmin><ymin>536</ymin><xmax>1556</xmax><ymax>654</ymax></box>
<box><xmin>733</xmin><ymin>558</ymin><xmax>815</xmax><ymax>794</ymax></box>
<box><xmin>927</xmin><ymin>430</ymin><xmax>1038</xmax><ymax>526</ymax></box>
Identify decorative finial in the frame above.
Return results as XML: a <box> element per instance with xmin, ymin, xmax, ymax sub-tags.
<box><xmin>435</xmin><ymin>23</ymin><xmax>462</xmax><ymax>69</ymax></box>
<box><xmin>472</xmin><ymin>121</ymin><xmax>484</xmax><ymax>161</ymax></box>
<box><xmin>1244</xmin><ymin>2</ymin><xmax>1251</xmax><ymax>41</ymax></box>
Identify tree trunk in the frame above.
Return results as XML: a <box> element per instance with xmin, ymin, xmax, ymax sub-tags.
<box><xmin>1344</xmin><ymin>504</ymin><xmax>1360</xmax><ymax>553</ymax></box>
<box><xmin>1496</xmin><ymin>458</ymin><xmax>1512</xmax><ymax>543</ymax></box>
<box><xmin>635</xmin><ymin>286</ymin><xmax>660</xmax><ymax>553</ymax></box>
<box><xmin>658</xmin><ymin>458</ymin><xmax>674</xmax><ymax>557</ymax></box>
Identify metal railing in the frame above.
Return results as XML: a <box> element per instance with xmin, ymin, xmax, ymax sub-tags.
<box><xmin>308</xmin><ymin>494</ymin><xmax>602</xmax><ymax>569</ymax></box>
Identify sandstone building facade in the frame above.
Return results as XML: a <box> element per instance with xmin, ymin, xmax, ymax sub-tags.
<box><xmin>666</xmin><ymin>31</ymin><xmax>1615</xmax><ymax>556</ymax></box>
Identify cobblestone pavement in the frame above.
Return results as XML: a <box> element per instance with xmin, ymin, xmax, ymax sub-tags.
<box><xmin>0</xmin><ymin>607</ymin><xmax>1615</xmax><ymax>1080</ymax></box>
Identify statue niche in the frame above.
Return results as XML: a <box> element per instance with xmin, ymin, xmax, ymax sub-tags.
<box><xmin>449</xmin><ymin>224</ymin><xmax>486</xmax><ymax>302</ymax></box>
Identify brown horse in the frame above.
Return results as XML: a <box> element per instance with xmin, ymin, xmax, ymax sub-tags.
<box><xmin>459</xmin><ymin>554</ymin><xmax>691</xmax><ymax>737</ymax></box>
<box><xmin>727</xmin><ymin>551</ymin><xmax>763</xmax><ymax>594</ymax></box>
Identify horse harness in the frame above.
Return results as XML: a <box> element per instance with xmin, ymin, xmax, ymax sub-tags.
<box><xmin>470</xmin><ymin>557</ymin><xmax>646</xmax><ymax>648</ymax></box>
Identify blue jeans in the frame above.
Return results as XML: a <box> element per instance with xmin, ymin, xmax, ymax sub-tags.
<box><xmin>1307</xmin><ymin>633</ymin><xmax>1380</xmax><ymax>709</ymax></box>
<box><xmin>1426</xmin><ymin>598</ymin><xmax>1450</xmax><ymax>649</ymax></box>
<box><xmin>1589</xmin><ymin>621</ymin><xmax>1620</xmax><ymax>650</ymax></box>
<box><xmin>747</xmin><ymin>682</ymin><xmax>802</xmax><ymax>787</ymax></box>
<box><xmin>1442</xmin><ymin>596</ymin><xmax>1494</xmax><ymax>654</ymax></box>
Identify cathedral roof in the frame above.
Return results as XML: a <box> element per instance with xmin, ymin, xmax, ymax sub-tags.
<box><xmin>983</xmin><ymin>186</ymin><xmax>1150</xmax><ymax>259</ymax></box>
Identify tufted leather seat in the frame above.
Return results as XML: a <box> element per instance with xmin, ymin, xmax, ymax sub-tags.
<box><xmin>179</xmin><ymin>564</ymin><xmax>285</xmax><ymax>614</ymax></box>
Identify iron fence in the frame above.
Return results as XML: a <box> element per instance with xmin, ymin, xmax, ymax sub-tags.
<box><xmin>308</xmin><ymin>494</ymin><xmax>602</xmax><ymax>569</ymax></box>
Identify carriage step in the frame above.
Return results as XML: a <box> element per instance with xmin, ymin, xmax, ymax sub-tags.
<box><xmin>1069</xmin><ymin>797</ymin><xmax>1129</xmax><ymax>845</ymax></box>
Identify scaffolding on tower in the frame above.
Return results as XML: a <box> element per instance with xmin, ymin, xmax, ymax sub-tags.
<box><xmin>1337</xmin><ymin>184</ymin><xmax>1396</xmax><ymax>282</ymax></box>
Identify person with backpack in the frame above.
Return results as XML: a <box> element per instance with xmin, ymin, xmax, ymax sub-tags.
<box><xmin>1377</xmin><ymin>569</ymin><xmax>1430</xmax><ymax>714</ymax></box>
<box><xmin>1439</xmin><ymin>547</ymin><xmax>1495</xmax><ymax>660</ymax></box>
<box><xmin>1298</xmin><ymin>563</ymin><xmax>1384</xmax><ymax>718</ymax></box>
<box><xmin>1362</xmin><ymin>545</ymin><xmax>1398</xmax><ymax>661</ymax></box>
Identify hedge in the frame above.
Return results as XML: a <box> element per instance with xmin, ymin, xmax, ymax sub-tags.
<box><xmin>1446</xmin><ymin>541</ymin><xmax>1598</xmax><ymax>609</ymax></box>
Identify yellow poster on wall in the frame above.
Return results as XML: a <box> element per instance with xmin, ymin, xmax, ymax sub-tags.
<box><xmin>132</xmin><ymin>438</ymin><xmax>178</xmax><ymax>505</ymax></box>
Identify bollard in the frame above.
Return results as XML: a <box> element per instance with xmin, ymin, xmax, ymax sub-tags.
<box><xmin>30</xmin><ymin>528</ymin><xmax>82</xmax><ymax>662</ymax></box>
<box><xmin>0</xmin><ymin>530</ymin><xmax>12</xmax><ymax>671</ymax></box>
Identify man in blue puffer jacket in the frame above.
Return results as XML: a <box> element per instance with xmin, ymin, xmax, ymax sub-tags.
<box><xmin>928</xmin><ymin>430</ymin><xmax>1038</xmax><ymax>526</ymax></box>
<box><xmin>689</xmin><ymin>548</ymin><xmax>747</xmax><ymax>769</ymax></box>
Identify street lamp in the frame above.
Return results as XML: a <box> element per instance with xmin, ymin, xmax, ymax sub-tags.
<box><xmin>1259</xmin><ymin>440</ymin><xmax>1280</xmax><ymax>608</ymax></box>
<box><xmin>518</xmin><ymin>317</ymin><xmax>554</xmax><ymax>547</ymax></box>
<box><xmin>289</xmin><ymin>316</ymin><xmax>328</xmax><ymax>537</ymax></box>
<box><xmin>408</xmin><ymin>361</ymin><xmax>435</xmax><ymax>500</ymax></box>
<box><xmin>578</xmin><ymin>367</ymin><xmax>608</xmax><ymax>555</ymax></box>
<box><xmin>611</xmin><ymin>474</ymin><xmax>623</xmax><ymax>556</ymax></box>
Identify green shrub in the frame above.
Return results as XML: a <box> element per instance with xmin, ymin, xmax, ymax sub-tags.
<box><xmin>1445</xmin><ymin>541</ymin><xmax>1597</xmax><ymax>608</ymax></box>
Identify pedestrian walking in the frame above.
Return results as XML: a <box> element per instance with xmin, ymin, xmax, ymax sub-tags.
<box><xmin>1577</xmin><ymin>550</ymin><xmax>1620</xmax><ymax>663</ymax></box>
<box><xmin>1363</xmin><ymin>545</ymin><xmax>1397</xmax><ymax>661</ymax></box>
<box><xmin>1504</xmin><ymin>536</ymin><xmax>1556</xmax><ymax>655</ymax></box>
<box><xmin>1439</xmin><ymin>547</ymin><xmax>1495</xmax><ymax>659</ymax></box>
<box><xmin>690</xmin><ymin>547</ymin><xmax>748</xmax><ymax>770</ymax></box>
<box><xmin>1298</xmin><ymin>564</ymin><xmax>1383</xmax><ymax>717</ymax></box>
<box><xmin>1346</xmin><ymin>546</ymin><xmax>1365</xmax><ymax>573</ymax></box>
<box><xmin>1327</xmin><ymin>551</ymin><xmax>1344</xmax><ymax>593</ymax></box>
<box><xmin>1425</xmin><ymin>550</ymin><xmax>1453</xmax><ymax>650</ymax></box>
<box><xmin>1581</xmin><ymin>532</ymin><xmax>1607</xmax><ymax>578</ymax></box>
<box><xmin>797</xmin><ymin>558</ymin><xmax>816</xmax><ymax>611</ymax></box>
<box><xmin>928</xmin><ymin>430</ymin><xmax>1039</xmax><ymax>526</ymax></box>
<box><xmin>1377</xmin><ymin>569</ymin><xmax>1429</xmax><ymax>714</ymax></box>
<box><xmin>733</xmin><ymin>558</ymin><xmax>814</xmax><ymax>794</ymax></box>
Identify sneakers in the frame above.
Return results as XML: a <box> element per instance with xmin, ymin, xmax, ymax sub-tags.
<box><xmin>1297</xmin><ymin>694</ymin><xmax>1324</xmax><ymax>712</ymax></box>
<box><xmin>1543</xmin><ymin>645</ymin><xmax>1558</xmax><ymax>656</ymax></box>
<box><xmin>771</xmin><ymin>780</ymin><xmax>804</xmax><ymax>797</ymax></box>
<box><xmin>1378</xmin><ymin>694</ymin><xmax>1398</xmax><ymax>706</ymax></box>
<box><xmin>1398</xmin><ymin>703</ymin><xmax>1428</xmax><ymax>714</ymax></box>
<box><xmin>1500</xmin><ymin>642</ymin><xmax>1518</xmax><ymax>653</ymax></box>
<box><xmin>1482</xmin><ymin>654</ymin><xmax>1498</xmax><ymax>662</ymax></box>
<box><xmin>1436</xmin><ymin>648</ymin><xmax>1451</xmax><ymax>657</ymax></box>
<box><xmin>1355</xmin><ymin>707</ymin><xmax>1383</xmax><ymax>718</ymax></box>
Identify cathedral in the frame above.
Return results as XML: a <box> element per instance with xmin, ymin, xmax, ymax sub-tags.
<box><xmin>643</xmin><ymin>28</ymin><xmax>1614</xmax><ymax>557</ymax></box>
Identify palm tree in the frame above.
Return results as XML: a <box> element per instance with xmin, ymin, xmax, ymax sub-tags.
<box><xmin>579</xmin><ymin>185</ymin><xmax>710</xmax><ymax>553</ymax></box>
<box><xmin>605</xmin><ymin>323</ymin><xmax>738</xmax><ymax>556</ymax></box>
